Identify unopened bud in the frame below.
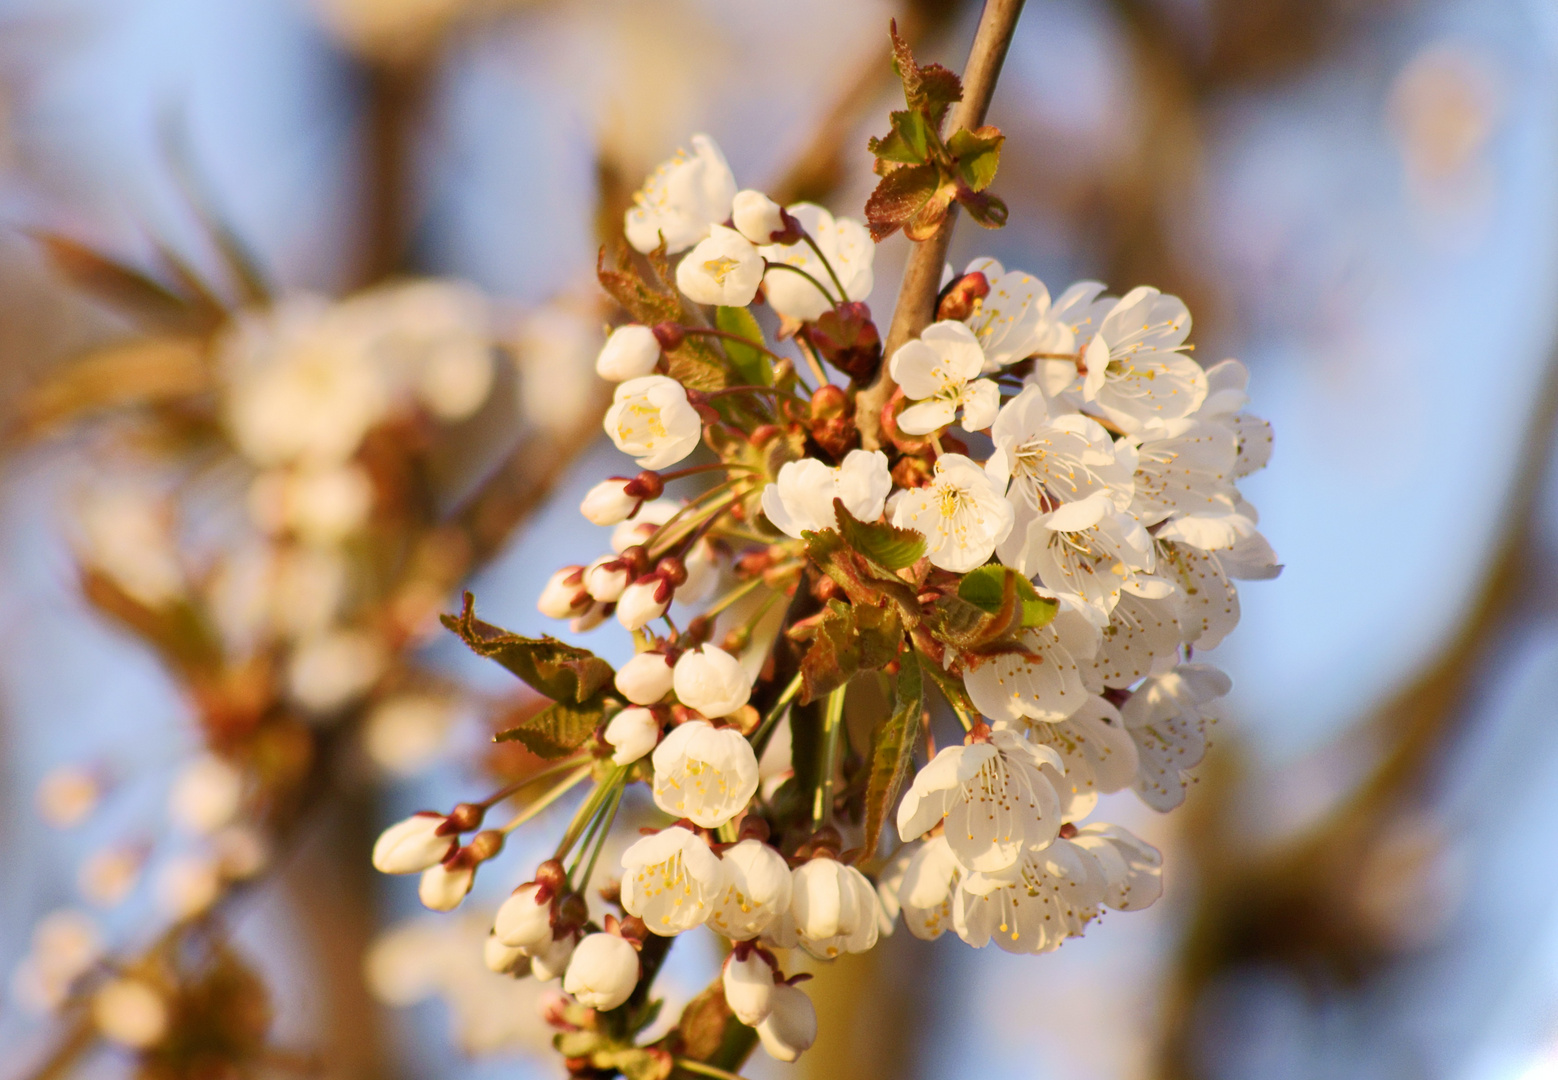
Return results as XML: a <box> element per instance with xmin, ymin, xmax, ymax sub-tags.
<box><xmin>484</xmin><ymin>933</ymin><xmax>531</xmax><ymax>975</ymax></box>
<box><xmin>596</xmin><ymin>325</ymin><xmax>661</xmax><ymax>381</ymax></box>
<box><xmin>529</xmin><ymin>932</ymin><xmax>577</xmax><ymax>982</ymax></box>
<box><xmin>732</xmin><ymin>190</ymin><xmax>790</xmax><ymax>245</ymax></box>
<box><xmin>538</xmin><ymin>566</ymin><xmax>589</xmax><ymax>620</ymax></box>
<box><xmin>616</xmin><ymin>576</ymin><xmax>672</xmax><ymax>631</ymax></box>
<box><xmin>604</xmin><ymin>707</ymin><xmax>661</xmax><ymax>765</ymax></box>
<box><xmin>936</xmin><ymin>271</ymin><xmax>990</xmax><ymax>322</ymax></box>
<box><xmin>418</xmin><ymin>861</ymin><xmax>474</xmax><ymax>911</ymax></box>
<box><xmin>614</xmin><ymin>652</ymin><xmax>675</xmax><ymax>705</ymax></box>
<box><xmin>468</xmin><ymin>829</ymin><xmax>505</xmax><ymax>862</ymax></box>
<box><xmin>723</xmin><ymin>950</ymin><xmax>778</xmax><ymax>1026</ymax></box>
<box><xmin>444</xmin><ymin>803</ymin><xmax>485</xmax><ymax>833</ymax></box>
<box><xmin>756</xmin><ymin>982</ymin><xmax>817</xmax><ymax>1062</ymax></box>
<box><xmin>584</xmin><ymin>555</ymin><xmax>632</xmax><ymax>603</ymax></box>
<box><xmin>536</xmin><ymin>860</ymin><xmax>568</xmax><ymax>892</ymax></box>
<box><xmin>580</xmin><ymin>479</ymin><xmax>641</xmax><ymax>526</ymax></box>
<box><xmin>655</xmin><ymin>556</ymin><xmax>688</xmax><ymax>587</ymax></box>
<box><xmin>624</xmin><ymin>470</ymin><xmax>665</xmax><ymax>500</ymax></box>
<box><xmin>495</xmin><ymin>883</ymin><xmax>554</xmax><ymax>950</ymax></box>
<box><xmin>809</xmin><ymin>384</ymin><xmax>849</xmax><ymax>421</ymax></box>
<box><xmin>650</xmin><ymin>321</ymin><xmax>685</xmax><ymax>352</ymax></box>
<box><xmin>562</xmin><ymin>932</ymin><xmax>640</xmax><ymax>1011</ymax></box>
<box><xmin>808</xmin><ymin>302</ymin><xmax>881</xmax><ymax>385</ymax></box>
<box><xmin>372</xmin><ymin>813</ymin><xmax>455</xmax><ymax>875</ymax></box>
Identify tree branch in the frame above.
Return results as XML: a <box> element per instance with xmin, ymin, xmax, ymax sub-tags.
<box><xmin>857</xmin><ymin>0</ymin><xmax>1028</xmax><ymax>449</ymax></box>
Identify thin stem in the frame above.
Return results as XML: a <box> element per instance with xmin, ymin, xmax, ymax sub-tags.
<box><xmin>578</xmin><ymin>783</ymin><xmax>625</xmax><ymax>890</ymax></box>
<box><xmin>813</xmin><ymin>686</ymin><xmax>847</xmax><ymax>825</ymax></box>
<box><xmin>649</xmin><ymin>489</ymin><xmax>742</xmax><ymax>559</ymax></box>
<box><xmin>553</xmin><ymin>769</ymin><xmax>619</xmax><ymax>857</ymax></box>
<box><xmin>763</xmin><ymin>259</ymin><xmax>838</xmax><ymax>306</ymax></box>
<box><xmin>751</xmin><ymin>672</ymin><xmax>803</xmax><ymax>758</ymax></box>
<box><xmin>801</xmin><ymin>232</ymin><xmax>850</xmax><ymax>301</ymax></box>
<box><xmin>857</xmin><ymin>0</ymin><xmax>1029</xmax><ymax>449</ymax></box>
<box><xmin>674</xmin><ymin>1059</ymin><xmax>752</xmax><ymax>1080</ymax></box>
<box><xmin>659</xmin><ymin>462</ymin><xmax>761</xmax><ymax>482</ymax></box>
<box><xmin>480</xmin><ymin>755</ymin><xmax>587</xmax><ymax>808</ymax></box>
<box><xmin>499</xmin><ymin>766</ymin><xmax>592</xmax><ymax>833</ymax></box>
<box><xmin>679</xmin><ymin>326</ymin><xmax>791</xmax><ymax>364</ymax></box>
<box><xmin>700</xmin><ymin>574</ymin><xmax>769</xmax><ymax>620</ymax></box>
<box><xmin>794</xmin><ymin>331</ymin><xmax>832</xmax><ymax>388</ymax></box>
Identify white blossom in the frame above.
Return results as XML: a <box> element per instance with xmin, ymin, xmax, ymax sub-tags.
<box><xmin>93</xmin><ymin>978</ymin><xmax>168</xmax><ymax>1049</ymax></box>
<box><xmin>999</xmin><ymin>492</ymin><xmax>1160</xmax><ymax>624</ymax></box>
<box><xmin>494</xmin><ymin>883</ymin><xmax>553</xmax><ymax>951</ymax></box>
<box><xmin>732</xmin><ymin>190</ymin><xmax>788</xmax><ymax>245</ymax></box>
<box><xmin>897</xmin><ymin>729</ymin><xmax>1065</xmax><ymax>873</ymax></box>
<box><xmin>615</xmin><ymin>651</ymin><xmax>675</xmax><ymax>705</ymax></box>
<box><xmin>1076</xmin><ymin>286</ymin><xmax>1207</xmax><ymax>433</ymax></box>
<box><xmin>528</xmin><ymin>932</ymin><xmax>576</xmax><ymax>982</ymax></box>
<box><xmin>595</xmin><ymin>325</ymin><xmax>661</xmax><ymax>382</ymax></box>
<box><xmin>1070</xmin><ymin>824</ymin><xmax>1163</xmax><ymax>910</ymax></box>
<box><xmin>419</xmin><ymin>861</ymin><xmax>473</xmax><ymax>911</ymax></box>
<box><xmin>672</xmin><ymin>646</ymin><xmax>753</xmax><ymax>718</ymax></box>
<box><xmin>759</xmin><ymin>203</ymin><xmax>873</xmax><ymax>322</ymax></box>
<box><xmin>889</xmin><ymin>321</ymin><xmax>1000</xmax><ymax>434</ymax></box>
<box><xmin>373</xmin><ymin>813</ymin><xmax>454</xmax><ymax>874</ymax></box>
<box><xmin>155</xmin><ymin>853</ymin><xmax>221</xmax><ymax>919</ymax></box>
<box><xmin>483</xmin><ymin>934</ymin><xmax>529</xmax><ymax>976</ymax></box>
<box><xmin>650</xmin><ymin>719</ymin><xmax>759</xmax><ymax>827</ymax></box>
<box><xmin>625</xmin><ymin>134</ymin><xmax>738</xmax><ymax>255</ymax></box>
<box><xmin>961</xmin><ymin>258</ymin><xmax>1080</xmax><ymax>371</ymax></box>
<box><xmin>709</xmin><ymin>839</ymin><xmax>792</xmax><ymax>940</ymax></box>
<box><xmin>1091</xmin><ymin>592</ymin><xmax>1182</xmax><ymax>689</ymax></box>
<box><xmin>756</xmin><ymin>982</ymin><xmax>818</xmax><ymax>1063</ymax></box>
<box><xmin>286</xmin><ymin>627</ymin><xmax>387</xmax><ymax>714</ymax></box>
<box><xmin>760</xmin><ymin>449</ymin><xmax>891</xmax><ymax>539</ymax></box>
<box><xmin>363</xmin><ymin>694</ymin><xmax>458</xmax><ymax>777</ymax></box>
<box><xmin>963</xmin><ymin>608</ymin><xmax>1098</xmax><ymax>725</ymax></box>
<box><xmin>580</xmin><ymin>478</ymin><xmax>643</xmax><ymax>526</ymax></box>
<box><xmin>620</xmin><ymin>826</ymin><xmax>726</xmax><ymax>935</ymax></box>
<box><xmin>343</xmin><ymin>279</ymin><xmax>494</xmax><ymax>421</ymax></box>
<box><xmin>886</xmin><ymin>835</ymin><xmax>963</xmax><ymax>941</ymax></box>
<box><xmin>1017</xmin><ymin>695</ymin><xmax>1140</xmax><ymax>822</ymax></box>
<box><xmin>603</xmin><ymin>375</ymin><xmax>702</xmax><ymax>470</ymax></box>
<box><xmin>616</xmin><ymin>576</ymin><xmax>672</xmax><ymax>631</ymax></box>
<box><xmin>1121</xmin><ymin>664</ymin><xmax>1230</xmax><ymax>811</ymax></box>
<box><xmin>247</xmin><ymin>464</ymin><xmax>374</xmax><ymax>546</ymax></box>
<box><xmin>1196</xmin><ymin>358</ymin><xmax>1273</xmax><ymax>477</ymax></box>
<box><xmin>168</xmin><ymin>754</ymin><xmax>243</xmax><ymax>835</ymax></box>
<box><xmin>563</xmin><ymin>933</ymin><xmax>639</xmax><ymax>1011</ymax></box>
<box><xmin>604</xmin><ymin>707</ymin><xmax>661</xmax><ymax>765</ymax></box>
<box><xmin>537</xmin><ymin>566</ymin><xmax>589</xmax><ymax>620</ymax></box>
<box><xmin>787</xmin><ymin>857</ymin><xmax>880</xmax><ymax>959</ymax></box>
<box><xmin>676</xmin><ymin>225</ymin><xmax>764</xmax><ymax>307</ymax></box>
<box><xmin>954</xmin><ymin>838</ymin><xmax>1106</xmax><ymax>953</ymax></box>
<box><xmin>721</xmin><ymin>951</ymin><xmax>777</xmax><ymax>1026</ymax></box>
<box><xmin>992</xmin><ymin>385</ymin><xmax>1134</xmax><ymax>514</ymax></box>
<box><xmin>76</xmin><ymin>488</ymin><xmax>185</xmax><ymax>607</ymax></box>
<box><xmin>584</xmin><ymin>554</ymin><xmax>631</xmax><ymax>603</ymax></box>
<box><xmin>890</xmin><ymin>453</ymin><xmax>1014</xmax><ymax>573</ymax></box>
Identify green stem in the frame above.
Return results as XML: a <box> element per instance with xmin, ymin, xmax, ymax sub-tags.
<box><xmin>499</xmin><ymin>766</ymin><xmax>592</xmax><ymax>834</ymax></box>
<box><xmin>700</xmin><ymin>574</ymin><xmax>769</xmax><ymax>620</ymax></box>
<box><xmin>577</xmin><ymin>782</ymin><xmax>625</xmax><ymax>890</ymax></box>
<box><xmin>801</xmin><ymin>232</ymin><xmax>850</xmax><ymax>302</ymax></box>
<box><xmin>751</xmin><ymin>672</ymin><xmax>803</xmax><ymax>759</ymax></box>
<box><xmin>649</xmin><ymin>489</ymin><xmax>743</xmax><ymax>559</ymax></box>
<box><xmin>480</xmin><ymin>755</ymin><xmax>588</xmax><ymax>809</ymax></box>
<box><xmin>674</xmin><ymin>1059</ymin><xmax>752</xmax><ymax>1080</ymax></box>
<box><xmin>813</xmin><ymin>686</ymin><xmax>847</xmax><ymax>824</ymax></box>
<box><xmin>553</xmin><ymin>768</ymin><xmax>618</xmax><ymax>859</ymax></box>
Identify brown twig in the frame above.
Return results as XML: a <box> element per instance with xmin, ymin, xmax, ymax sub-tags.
<box><xmin>857</xmin><ymin>0</ymin><xmax>1028</xmax><ymax>449</ymax></box>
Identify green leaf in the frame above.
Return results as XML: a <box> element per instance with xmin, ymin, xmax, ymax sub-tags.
<box><xmin>947</xmin><ymin>126</ymin><xmax>1005</xmax><ymax>192</ymax></box>
<box><xmin>905</xmin><ymin>182</ymin><xmax>959</xmax><ymax>242</ymax></box>
<box><xmin>889</xmin><ymin>22</ymin><xmax>962</xmax><ymax>129</ymax></box>
<box><xmin>834</xmin><ymin>498</ymin><xmax>925</xmax><ymax>570</ymax></box>
<box><xmin>864</xmin><ymin>162</ymin><xmax>942</xmax><ymax>243</ymax></box>
<box><xmin>713</xmin><ymin>305</ymin><xmax>772</xmax><ymax>387</ymax></box>
<box><xmin>802</xmin><ymin>529</ymin><xmax>923</xmax><ymax>626</ymax></box>
<box><xmin>442</xmin><ymin>592</ymin><xmax>614</xmax><ymax>703</ymax></box>
<box><xmin>863</xmin><ymin>653</ymin><xmax>923</xmax><ymax>857</ymax></box>
<box><xmin>789</xmin><ymin>599</ymin><xmax>905</xmax><ymax>704</ymax></box>
<box><xmin>493</xmin><ymin>698</ymin><xmax>605</xmax><ymax>758</ymax></box>
<box><xmin>957</xmin><ymin>565</ymin><xmax>1057</xmax><ymax>628</ymax></box>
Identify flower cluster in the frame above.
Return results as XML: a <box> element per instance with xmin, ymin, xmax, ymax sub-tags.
<box><xmin>377</xmin><ymin>123</ymin><xmax>1278</xmax><ymax>1076</ymax></box>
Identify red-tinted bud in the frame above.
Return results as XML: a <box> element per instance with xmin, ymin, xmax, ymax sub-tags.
<box><xmin>535</xmin><ymin>859</ymin><xmax>567</xmax><ymax>893</ymax></box>
<box><xmin>771</xmin><ymin>207</ymin><xmax>805</xmax><ymax>245</ymax></box>
<box><xmin>618</xmin><ymin>545</ymin><xmax>651</xmax><ymax>580</ymax></box>
<box><xmin>617</xmin><ymin>914</ymin><xmax>649</xmax><ymax>943</ymax></box>
<box><xmin>808</xmin><ymin>302</ymin><xmax>882</xmax><ymax>384</ymax></box>
<box><xmin>467</xmin><ymin>829</ymin><xmax>505</xmax><ymax>862</ymax></box>
<box><xmin>891</xmin><ymin>455</ymin><xmax>935</xmax><ymax>490</ymax></box>
<box><xmin>623</xmin><ymin>470</ymin><xmax>664</xmax><ymax>500</ymax></box>
<box><xmin>556</xmin><ymin>891</ymin><xmax>590</xmax><ymax>931</ymax></box>
<box><xmin>441</xmin><ymin>802</ymin><xmax>484</xmax><ymax>834</ymax></box>
<box><xmin>650</xmin><ymin>322</ymin><xmax>685</xmax><ymax>351</ymax></box>
<box><xmin>750</xmin><ymin>424</ymin><xmax>783</xmax><ymax>447</ymax></box>
<box><xmin>655</xmin><ymin>556</ymin><xmax>688</xmax><ymax>587</ymax></box>
<box><xmin>738</xmin><ymin>816</ymin><xmax>771</xmax><ymax>843</ymax></box>
<box><xmin>936</xmin><ymin>271</ymin><xmax>990</xmax><ymax>322</ymax></box>
<box><xmin>809</xmin><ymin>383</ymin><xmax>850</xmax><ymax>421</ymax></box>
<box><xmin>1058</xmin><ymin>822</ymin><xmax>1079</xmax><ymax>840</ymax></box>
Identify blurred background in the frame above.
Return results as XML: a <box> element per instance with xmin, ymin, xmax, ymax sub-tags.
<box><xmin>0</xmin><ymin>0</ymin><xmax>1556</xmax><ymax>1079</ymax></box>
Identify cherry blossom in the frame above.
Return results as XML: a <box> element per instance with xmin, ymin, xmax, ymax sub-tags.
<box><xmin>889</xmin><ymin>321</ymin><xmax>1000</xmax><ymax>434</ymax></box>
<box><xmin>890</xmin><ymin>453</ymin><xmax>1014</xmax><ymax>573</ymax></box>
<box><xmin>676</xmin><ymin>225</ymin><xmax>765</xmax><ymax>307</ymax></box>
<box><xmin>650</xmin><ymin>719</ymin><xmax>759</xmax><ymax>827</ymax></box>
<box><xmin>620</xmin><ymin>826</ymin><xmax>725</xmax><ymax>935</ymax></box>
<box><xmin>709</xmin><ymin>840</ymin><xmax>793</xmax><ymax>940</ymax></box>
<box><xmin>595</xmin><ymin>325</ymin><xmax>661</xmax><ymax>382</ymax></box>
<box><xmin>563</xmin><ymin>933</ymin><xmax>639</xmax><ymax>1011</ymax></box>
<box><xmin>758</xmin><ymin>203</ymin><xmax>873</xmax><ymax>322</ymax></box>
<box><xmin>624</xmin><ymin>134</ymin><xmax>737</xmax><ymax>255</ymax></box>
<box><xmin>1121</xmin><ymin>663</ymin><xmax>1230</xmax><ymax>811</ymax></box>
<box><xmin>603</xmin><ymin>375</ymin><xmax>702</xmax><ymax>470</ymax></box>
<box><xmin>760</xmin><ymin>449</ymin><xmax>892</xmax><ymax>538</ymax></box>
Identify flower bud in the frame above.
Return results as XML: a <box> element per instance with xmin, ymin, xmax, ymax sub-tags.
<box><xmin>596</xmin><ymin>325</ymin><xmax>661</xmax><ymax>381</ymax></box>
<box><xmin>528</xmin><ymin>932</ymin><xmax>576</xmax><ymax>982</ymax></box>
<box><xmin>571</xmin><ymin>600</ymin><xmax>611</xmax><ymax>633</ymax></box>
<box><xmin>675</xmin><ymin>225</ymin><xmax>764</xmax><ymax>307</ymax></box>
<box><xmin>672</xmin><ymin>645</ymin><xmax>753</xmax><ymax>718</ymax></box>
<box><xmin>616</xmin><ymin>575</ymin><xmax>672</xmax><ymax>631</ymax></box>
<box><xmin>562</xmin><ymin>932</ymin><xmax>640</xmax><ymax>1011</ymax></box>
<box><xmin>615</xmin><ymin>652</ymin><xmax>676</xmax><ymax>705</ymax></box>
<box><xmin>372</xmin><ymin>813</ymin><xmax>455</xmax><ymax>875</ymax></box>
<box><xmin>584</xmin><ymin>555</ymin><xmax>631</xmax><ymax>603</ymax></box>
<box><xmin>93</xmin><ymin>978</ymin><xmax>168</xmax><ymax>1050</ymax></box>
<box><xmin>168</xmin><ymin>754</ymin><xmax>243</xmax><ymax>835</ymax></box>
<box><xmin>732</xmin><ymin>190</ymin><xmax>787</xmax><ymax>245</ymax></box>
<box><xmin>538</xmin><ymin>567</ymin><xmax>588</xmax><ymax>619</ymax></box>
<box><xmin>721</xmin><ymin>950</ymin><xmax>777</xmax><ymax>1026</ymax></box>
<box><xmin>580</xmin><ymin>479</ymin><xmax>642</xmax><ymax>526</ymax></box>
<box><xmin>604</xmin><ymin>707</ymin><xmax>661</xmax><ymax>765</ymax></box>
<box><xmin>483</xmin><ymin>933</ymin><xmax>530</xmax><ymax>976</ymax></box>
<box><xmin>756</xmin><ymin>982</ymin><xmax>817</xmax><ymax>1063</ymax></box>
<box><xmin>418</xmin><ymin>861</ymin><xmax>473</xmax><ymax>911</ymax></box>
<box><xmin>936</xmin><ymin>270</ymin><xmax>990</xmax><ymax>322</ymax></box>
<box><xmin>789</xmin><ymin>857</ymin><xmax>879</xmax><ymax>959</ymax></box>
<box><xmin>494</xmin><ymin>883</ymin><xmax>553</xmax><ymax>950</ymax></box>
<box><xmin>808</xmin><ymin>302</ymin><xmax>882</xmax><ymax>385</ymax></box>
<box><xmin>650</xmin><ymin>322</ymin><xmax>685</xmax><ymax>352</ymax></box>
<box><xmin>710</xmin><ymin>840</ymin><xmax>793</xmax><ymax>940</ymax></box>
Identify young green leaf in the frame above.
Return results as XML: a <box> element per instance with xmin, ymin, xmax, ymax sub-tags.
<box><xmin>714</xmin><ymin>305</ymin><xmax>773</xmax><ymax>387</ymax></box>
<box><xmin>493</xmin><ymin>698</ymin><xmax>605</xmax><ymax>758</ymax></box>
<box><xmin>442</xmin><ymin>592</ymin><xmax>615</xmax><ymax>703</ymax></box>
<box><xmin>864</xmin><ymin>162</ymin><xmax>942</xmax><ymax>243</ymax></box>
<box><xmin>862</xmin><ymin>652</ymin><xmax>923</xmax><ymax>859</ymax></box>
<box><xmin>947</xmin><ymin>126</ymin><xmax>1005</xmax><ymax>192</ymax></box>
<box><xmin>888</xmin><ymin>21</ymin><xmax>962</xmax><ymax>129</ymax></box>
<box><xmin>958</xmin><ymin>189</ymin><xmax>1010</xmax><ymax>230</ymax></box>
<box><xmin>958</xmin><ymin>565</ymin><xmax>1059</xmax><ymax>629</ymax></box>
<box><xmin>802</xmin><ymin>528</ymin><xmax>923</xmax><ymax>625</ymax></box>
<box><xmin>833</xmin><ymin>498</ymin><xmax>926</xmax><ymax>570</ymax></box>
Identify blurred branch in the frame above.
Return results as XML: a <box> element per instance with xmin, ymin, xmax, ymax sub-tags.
<box><xmin>1154</xmin><ymin>344</ymin><xmax>1558</xmax><ymax>1079</ymax></box>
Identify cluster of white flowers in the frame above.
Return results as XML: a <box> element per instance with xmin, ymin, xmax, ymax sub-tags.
<box><xmin>376</xmin><ymin>132</ymin><xmax>1278</xmax><ymax>1069</ymax></box>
